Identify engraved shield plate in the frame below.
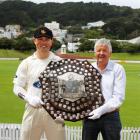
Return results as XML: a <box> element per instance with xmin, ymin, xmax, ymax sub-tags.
<box><xmin>39</xmin><ymin>59</ymin><xmax>104</xmax><ymax>122</ymax></box>
<box><xmin>58</xmin><ymin>72</ymin><xmax>86</xmax><ymax>102</ymax></box>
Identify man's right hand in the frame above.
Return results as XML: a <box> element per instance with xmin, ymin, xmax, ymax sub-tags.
<box><xmin>24</xmin><ymin>94</ymin><xmax>44</xmax><ymax>108</ymax></box>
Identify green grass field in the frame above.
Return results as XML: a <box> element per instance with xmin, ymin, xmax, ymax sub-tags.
<box><xmin>0</xmin><ymin>59</ymin><xmax>140</xmax><ymax>127</ymax></box>
<box><xmin>76</xmin><ymin>52</ymin><xmax>140</xmax><ymax>60</ymax></box>
<box><xmin>120</xmin><ymin>63</ymin><xmax>140</xmax><ymax>127</ymax></box>
<box><xmin>1</xmin><ymin>49</ymin><xmax>140</xmax><ymax>60</ymax></box>
<box><xmin>0</xmin><ymin>49</ymin><xmax>32</xmax><ymax>58</ymax></box>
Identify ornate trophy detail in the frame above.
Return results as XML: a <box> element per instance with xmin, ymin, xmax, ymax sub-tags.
<box><xmin>58</xmin><ymin>72</ymin><xmax>86</xmax><ymax>102</ymax></box>
<box><xmin>39</xmin><ymin>59</ymin><xmax>104</xmax><ymax>122</ymax></box>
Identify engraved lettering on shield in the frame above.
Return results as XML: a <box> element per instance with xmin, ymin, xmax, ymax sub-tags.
<box><xmin>58</xmin><ymin>72</ymin><xmax>86</xmax><ymax>102</ymax></box>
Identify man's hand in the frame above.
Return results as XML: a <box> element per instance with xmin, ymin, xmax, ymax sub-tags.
<box><xmin>24</xmin><ymin>94</ymin><xmax>44</xmax><ymax>108</ymax></box>
<box><xmin>88</xmin><ymin>108</ymin><xmax>102</xmax><ymax>120</ymax></box>
<box><xmin>55</xmin><ymin>116</ymin><xmax>65</xmax><ymax>125</ymax></box>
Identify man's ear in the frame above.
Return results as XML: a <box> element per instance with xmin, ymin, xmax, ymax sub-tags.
<box><xmin>33</xmin><ymin>38</ymin><xmax>38</xmax><ymax>48</ymax></box>
<box><xmin>33</xmin><ymin>38</ymin><xmax>38</xmax><ymax>44</ymax></box>
<box><xmin>32</xmin><ymin>38</ymin><xmax>35</xmax><ymax>42</ymax></box>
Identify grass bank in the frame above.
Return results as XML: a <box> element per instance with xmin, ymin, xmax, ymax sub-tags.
<box><xmin>0</xmin><ymin>49</ymin><xmax>140</xmax><ymax>60</ymax></box>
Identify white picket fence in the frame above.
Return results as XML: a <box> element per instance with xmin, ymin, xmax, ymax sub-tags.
<box><xmin>0</xmin><ymin>123</ymin><xmax>140</xmax><ymax>140</ymax></box>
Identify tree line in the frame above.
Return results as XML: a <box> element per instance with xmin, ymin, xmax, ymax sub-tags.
<box><xmin>1</xmin><ymin>0</ymin><xmax>140</xmax><ymax>39</ymax></box>
<box><xmin>1</xmin><ymin>0</ymin><xmax>140</xmax><ymax>53</ymax></box>
<box><xmin>78</xmin><ymin>38</ymin><xmax>140</xmax><ymax>53</ymax></box>
<box><xmin>0</xmin><ymin>37</ymin><xmax>61</xmax><ymax>52</ymax></box>
<box><xmin>0</xmin><ymin>36</ymin><xmax>140</xmax><ymax>53</ymax></box>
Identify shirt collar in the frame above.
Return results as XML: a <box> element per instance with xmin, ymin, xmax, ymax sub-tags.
<box><xmin>31</xmin><ymin>51</ymin><xmax>61</xmax><ymax>62</ymax></box>
<box><xmin>31</xmin><ymin>51</ymin><xmax>52</xmax><ymax>60</ymax></box>
<box><xmin>93</xmin><ymin>60</ymin><xmax>114</xmax><ymax>71</ymax></box>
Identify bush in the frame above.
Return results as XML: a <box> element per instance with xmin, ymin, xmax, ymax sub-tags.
<box><xmin>14</xmin><ymin>37</ymin><xmax>34</xmax><ymax>51</ymax></box>
<box><xmin>79</xmin><ymin>39</ymin><xmax>94</xmax><ymax>51</ymax></box>
<box><xmin>111</xmin><ymin>40</ymin><xmax>122</xmax><ymax>52</ymax></box>
<box><xmin>0</xmin><ymin>38</ymin><xmax>14</xmax><ymax>49</ymax></box>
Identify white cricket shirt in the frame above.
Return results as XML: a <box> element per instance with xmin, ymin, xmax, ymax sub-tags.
<box><xmin>13</xmin><ymin>52</ymin><xmax>61</xmax><ymax>98</ymax></box>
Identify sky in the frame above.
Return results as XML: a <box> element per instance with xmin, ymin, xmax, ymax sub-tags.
<box><xmin>23</xmin><ymin>0</ymin><xmax>140</xmax><ymax>9</ymax></box>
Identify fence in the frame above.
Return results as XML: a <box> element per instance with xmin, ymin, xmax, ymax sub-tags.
<box><xmin>0</xmin><ymin>123</ymin><xmax>140</xmax><ymax>140</ymax></box>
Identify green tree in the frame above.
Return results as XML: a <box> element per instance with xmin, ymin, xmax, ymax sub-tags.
<box><xmin>68</xmin><ymin>25</ymin><xmax>83</xmax><ymax>34</ymax></box>
<box><xmin>84</xmin><ymin>29</ymin><xmax>104</xmax><ymax>39</ymax></box>
<box><xmin>79</xmin><ymin>39</ymin><xmax>94</xmax><ymax>51</ymax></box>
<box><xmin>51</xmin><ymin>39</ymin><xmax>61</xmax><ymax>52</ymax></box>
<box><xmin>0</xmin><ymin>38</ymin><xmax>14</xmax><ymax>49</ymax></box>
<box><xmin>14</xmin><ymin>37</ymin><xmax>34</xmax><ymax>51</ymax></box>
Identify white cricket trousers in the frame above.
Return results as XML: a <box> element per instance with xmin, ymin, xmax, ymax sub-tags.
<box><xmin>20</xmin><ymin>105</ymin><xmax>65</xmax><ymax>140</ymax></box>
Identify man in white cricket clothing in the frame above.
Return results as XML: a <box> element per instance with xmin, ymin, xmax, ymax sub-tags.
<box><xmin>13</xmin><ymin>26</ymin><xmax>65</xmax><ymax>140</ymax></box>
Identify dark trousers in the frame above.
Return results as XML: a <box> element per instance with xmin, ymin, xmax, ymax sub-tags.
<box><xmin>82</xmin><ymin>111</ymin><xmax>122</xmax><ymax>140</ymax></box>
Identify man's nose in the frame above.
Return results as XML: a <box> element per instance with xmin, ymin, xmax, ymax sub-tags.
<box><xmin>100</xmin><ymin>51</ymin><xmax>104</xmax><ymax>54</ymax></box>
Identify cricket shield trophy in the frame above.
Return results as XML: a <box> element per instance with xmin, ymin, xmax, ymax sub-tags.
<box><xmin>39</xmin><ymin>59</ymin><xmax>104</xmax><ymax>122</ymax></box>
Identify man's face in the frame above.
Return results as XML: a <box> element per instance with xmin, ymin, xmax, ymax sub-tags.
<box><xmin>33</xmin><ymin>37</ymin><xmax>53</xmax><ymax>52</ymax></box>
<box><xmin>95</xmin><ymin>44</ymin><xmax>111</xmax><ymax>65</ymax></box>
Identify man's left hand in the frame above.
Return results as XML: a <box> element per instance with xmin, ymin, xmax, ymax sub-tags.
<box><xmin>88</xmin><ymin>108</ymin><xmax>102</xmax><ymax>120</ymax></box>
<box><xmin>55</xmin><ymin>116</ymin><xmax>65</xmax><ymax>125</ymax></box>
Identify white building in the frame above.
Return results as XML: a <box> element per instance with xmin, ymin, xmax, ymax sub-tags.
<box><xmin>0</xmin><ymin>25</ymin><xmax>22</xmax><ymax>39</ymax></box>
<box><xmin>82</xmin><ymin>21</ymin><xmax>105</xmax><ymax>29</ymax></box>
<box><xmin>44</xmin><ymin>21</ymin><xmax>67</xmax><ymax>43</ymax></box>
<box><xmin>128</xmin><ymin>36</ymin><xmax>140</xmax><ymax>44</ymax></box>
<box><xmin>60</xmin><ymin>44</ymin><xmax>67</xmax><ymax>54</ymax></box>
<box><xmin>89</xmin><ymin>37</ymin><xmax>140</xmax><ymax>45</ymax></box>
<box><xmin>67</xmin><ymin>42</ymin><xmax>80</xmax><ymax>52</ymax></box>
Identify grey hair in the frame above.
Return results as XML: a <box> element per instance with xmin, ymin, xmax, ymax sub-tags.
<box><xmin>94</xmin><ymin>38</ymin><xmax>112</xmax><ymax>52</ymax></box>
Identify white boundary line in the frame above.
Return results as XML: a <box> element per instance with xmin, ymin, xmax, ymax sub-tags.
<box><xmin>0</xmin><ymin>58</ymin><xmax>19</xmax><ymax>60</ymax></box>
<box><xmin>79</xmin><ymin>59</ymin><xmax>140</xmax><ymax>64</ymax></box>
<box><xmin>0</xmin><ymin>58</ymin><xmax>140</xmax><ymax>63</ymax></box>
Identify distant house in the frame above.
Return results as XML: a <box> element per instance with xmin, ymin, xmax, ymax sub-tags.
<box><xmin>116</xmin><ymin>36</ymin><xmax>140</xmax><ymax>45</ymax></box>
<box><xmin>128</xmin><ymin>36</ymin><xmax>140</xmax><ymax>44</ymax></box>
<box><xmin>44</xmin><ymin>21</ymin><xmax>67</xmax><ymax>43</ymax></box>
<box><xmin>0</xmin><ymin>25</ymin><xmax>22</xmax><ymax>39</ymax></box>
<box><xmin>60</xmin><ymin>44</ymin><xmax>67</xmax><ymax>54</ymax></box>
<box><xmin>82</xmin><ymin>21</ymin><xmax>105</xmax><ymax>29</ymax></box>
<box><xmin>89</xmin><ymin>36</ymin><xmax>140</xmax><ymax>45</ymax></box>
<box><xmin>67</xmin><ymin>42</ymin><xmax>80</xmax><ymax>52</ymax></box>
<box><xmin>66</xmin><ymin>33</ymin><xmax>84</xmax><ymax>44</ymax></box>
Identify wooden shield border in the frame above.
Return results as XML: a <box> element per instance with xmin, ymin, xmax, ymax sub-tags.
<box><xmin>39</xmin><ymin>59</ymin><xmax>104</xmax><ymax>122</ymax></box>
